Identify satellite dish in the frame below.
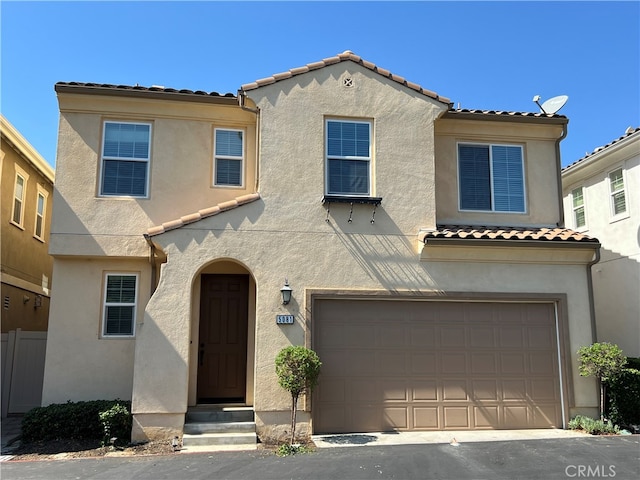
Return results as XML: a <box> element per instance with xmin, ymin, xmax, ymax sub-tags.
<box><xmin>535</xmin><ymin>95</ymin><xmax>569</xmax><ymax>114</ymax></box>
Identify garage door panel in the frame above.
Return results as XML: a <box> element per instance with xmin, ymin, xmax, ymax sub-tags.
<box><xmin>414</xmin><ymin>407</ymin><xmax>439</xmax><ymax>428</ymax></box>
<box><xmin>413</xmin><ymin>380</ymin><xmax>438</xmax><ymax>400</ymax></box>
<box><xmin>411</xmin><ymin>353</ymin><xmax>436</xmax><ymax>374</ymax></box>
<box><xmin>441</xmin><ymin>353</ymin><xmax>468</xmax><ymax>374</ymax></box>
<box><xmin>471</xmin><ymin>353</ymin><xmax>497</xmax><ymax>374</ymax></box>
<box><xmin>475</xmin><ymin>406</ymin><xmax>499</xmax><ymax>427</ymax></box>
<box><xmin>377</xmin><ymin>352</ymin><xmax>407</xmax><ymax>374</ymax></box>
<box><xmin>313</xmin><ymin>300</ymin><xmax>562</xmax><ymax>433</ymax></box>
<box><xmin>443</xmin><ymin>407</ymin><xmax>470</xmax><ymax>428</ymax></box>
<box><xmin>442</xmin><ymin>380</ymin><xmax>469</xmax><ymax>400</ymax></box>
<box><xmin>410</xmin><ymin>326</ymin><xmax>437</xmax><ymax>347</ymax></box>
<box><xmin>500</xmin><ymin>353</ymin><xmax>526</xmax><ymax>374</ymax></box>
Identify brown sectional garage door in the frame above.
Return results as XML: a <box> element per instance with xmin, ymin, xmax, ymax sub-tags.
<box><xmin>313</xmin><ymin>299</ymin><xmax>562</xmax><ymax>433</ymax></box>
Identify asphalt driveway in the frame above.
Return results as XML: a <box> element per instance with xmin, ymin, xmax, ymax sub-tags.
<box><xmin>2</xmin><ymin>436</ymin><xmax>638</xmax><ymax>480</ymax></box>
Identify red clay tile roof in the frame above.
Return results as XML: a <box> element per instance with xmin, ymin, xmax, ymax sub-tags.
<box><xmin>55</xmin><ymin>82</ymin><xmax>237</xmax><ymax>103</ymax></box>
<box><xmin>562</xmin><ymin>126</ymin><xmax>640</xmax><ymax>171</ymax></box>
<box><xmin>445</xmin><ymin>108</ymin><xmax>567</xmax><ymax>120</ymax></box>
<box><xmin>420</xmin><ymin>225</ymin><xmax>599</xmax><ymax>244</ymax></box>
<box><xmin>240</xmin><ymin>50</ymin><xmax>453</xmax><ymax>106</ymax></box>
<box><xmin>146</xmin><ymin>193</ymin><xmax>260</xmax><ymax>237</ymax></box>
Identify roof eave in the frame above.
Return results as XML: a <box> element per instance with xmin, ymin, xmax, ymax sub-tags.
<box><xmin>54</xmin><ymin>83</ymin><xmax>239</xmax><ymax>106</ymax></box>
<box><xmin>442</xmin><ymin>110</ymin><xmax>568</xmax><ymax>125</ymax></box>
<box><xmin>422</xmin><ymin>238</ymin><xmax>600</xmax><ymax>249</ymax></box>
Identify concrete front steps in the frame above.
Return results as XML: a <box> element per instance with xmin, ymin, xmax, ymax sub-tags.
<box><xmin>181</xmin><ymin>406</ymin><xmax>257</xmax><ymax>452</ymax></box>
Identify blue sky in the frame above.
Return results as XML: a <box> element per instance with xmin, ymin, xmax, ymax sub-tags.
<box><xmin>1</xmin><ymin>1</ymin><xmax>638</xmax><ymax>168</ymax></box>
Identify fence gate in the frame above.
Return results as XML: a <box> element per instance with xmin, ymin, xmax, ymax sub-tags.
<box><xmin>1</xmin><ymin>329</ymin><xmax>47</xmax><ymax>417</ymax></box>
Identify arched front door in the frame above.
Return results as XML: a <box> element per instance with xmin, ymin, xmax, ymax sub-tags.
<box><xmin>197</xmin><ymin>274</ymin><xmax>248</xmax><ymax>403</ymax></box>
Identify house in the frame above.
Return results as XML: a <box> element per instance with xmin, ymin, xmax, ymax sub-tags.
<box><xmin>562</xmin><ymin>127</ymin><xmax>639</xmax><ymax>358</ymax></box>
<box><xmin>1</xmin><ymin>114</ymin><xmax>54</xmax><ymax>416</ymax></box>
<box><xmin>42</xmin><ymin>51</ymin><xmax>601</xmax><ymax>445</ymax></box>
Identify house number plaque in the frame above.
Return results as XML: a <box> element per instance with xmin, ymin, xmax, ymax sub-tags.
<box><xmin>276</xmin><ymin>314</ymin><xmax>295</xmax><ymax>325</ymax></box>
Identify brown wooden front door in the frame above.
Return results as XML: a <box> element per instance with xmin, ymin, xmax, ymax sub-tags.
<box><xmin>198</xmin><ymin>274</ymin><xmax>248</xmax><ymax>403</ymax></box>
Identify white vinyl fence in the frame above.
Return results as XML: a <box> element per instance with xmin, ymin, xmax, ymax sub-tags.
<box><xmin>1</xmin><ymin>329</ymin><xmax>47</xmax><ymax>417</ymax></box>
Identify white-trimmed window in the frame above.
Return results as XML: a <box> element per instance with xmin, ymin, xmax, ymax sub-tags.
<box><xmin>326</xmin><ymin>119</ymin><xmax>372</xmax><ymax>196</ymax></box>
<box><xmin>102</xmin><ymin>273</ymin><xmax>138</xmax><ymax>337</ymax></box>
<box><xmin>608</xmin><ymin>168</ymin><xmax>627</xmax><ymax>218</ymax></box>
<box><xmin>34</xmin><ymin>187</ymin><xmax>48</xmax><ymax>240</ymax></box>
<box><xmin>571</xmin><ymin>186</ymin><xmax>586</xmax><ymax>229</ymax></box>
<box><xmin>11</xmin><ymin>167</ymin><xmax>29</xmax><ymax>227</ymax></box>
<box><xmin>214</xmin><ymin>128</ymin><xmax>244</xmax><ymax>187</ymax></box>
<box><xmin>100</xmin><ymin>121</ymin><xmax>151</xmax><ymax>197</ymax></box>
<box><xmin>458</xmin><ymin>143</ymin><xmax>526</xmax><ymax>213</ymax></box>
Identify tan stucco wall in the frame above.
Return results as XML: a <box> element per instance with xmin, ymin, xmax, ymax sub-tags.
<box><xmin>1</xmin><ymin>118</ymin><xmax>54</xmax><ymax>332</ymax></box>
<box><xmin>41</xmin><ymin>257</ymin><xmax>150</xmax><ymax>404</ymax></box>
<box><xmin>51</xmin><ymin>94</ymin><xmax>257</xmax><ymax>257</ymax></box>
<box><xmin>562</xmin><ymin>134</ymin><xmax>640</xmax><ymax>356</ymax></box>
<box><xmin>48</xmin><ymin>62</ymin><xmax>598</xmax><ymax>443</ymax></box>
<box><xmin>435</xmin><ymin>118</ymin><xmax>565</xmax><ymax>226</ymax></box>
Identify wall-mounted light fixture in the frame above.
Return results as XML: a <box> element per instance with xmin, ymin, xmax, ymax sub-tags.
<box><xmin>23</xmin><ymin>295</ymin><xmax>30</xmax><ymax>304</ymax></box>
<box><xmin>280</xmin><ymin>279</ymin><xmax>292</xmax><ymax>305</ymax></box>
<box><xmin>34</xmin><ymin>295</ymin><xmax>43</xmax><ymax>308</ymax></box>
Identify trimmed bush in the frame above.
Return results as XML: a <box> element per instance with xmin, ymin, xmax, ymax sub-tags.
<box><xmin>568</xmin><ymin>415</ymin><xmax>619</xmax><ymax>435</ymax></box>
<box><xmin>606</xmin><ymin>365</ymin><xmax>640</xmax><ymax>427</ymax></box>
<box><xmin>21</xmin><ymin>400</ymin><xmax>132</xmax><ymax>444</ymax></box>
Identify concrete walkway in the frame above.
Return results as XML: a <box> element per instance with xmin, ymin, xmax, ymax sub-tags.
<box><xmin>312</xmin><ymin>428</ymin><xmax>588</xmax><ymax>448</ymax></box>
<box><xmin>1</xmin><ymin>416</ymin><xmax>23</xmax><ymax>460</ymax></box>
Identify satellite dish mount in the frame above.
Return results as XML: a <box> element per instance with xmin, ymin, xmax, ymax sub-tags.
<box><xmin>532</xmin><ymin>95</ymin><xmax>569</xmax><ymax>114</ymax></box>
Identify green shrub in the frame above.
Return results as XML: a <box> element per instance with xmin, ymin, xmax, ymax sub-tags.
<box><xmin>569</xmin><ymin>415</ymin><xmax>619</xmax><ymax>435</ymax></box>
<box><xmin>606</xmin><ymin>366</ymin><xmax>640</xmax><ymax>426</ymax></box>
<box><xmin>21</xmin><ymin>400</ymin><xmax>132</xmax><ymax>444</ymax></box>
<box><xmin>99</xmin><ymin>403</ymin><xmax>133</xmax><ymax>446</ymax></box>
<box><xmin>275</xmin><ymin>443</ymin><xmax>313</xmax><ymax>456</ymax></box>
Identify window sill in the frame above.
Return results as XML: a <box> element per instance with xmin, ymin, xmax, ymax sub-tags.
<box><xmin>609</xmin><ymin>212</ymin><xmax>630</xmax><ymax>224</ymax></box>
<box><xmin>322</xmin><ymin>195</ymin><xmax>382</xmax><ymax>206</ymax></box>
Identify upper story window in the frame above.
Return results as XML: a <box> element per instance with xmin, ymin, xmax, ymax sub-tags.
<box><xmin>458</xmin><ymin>143</ymin><xmax>525</xmax><ymax>213</ymax></box>
<box><xmin>100</xmin><ymin>121</ymin><xmax>151</xmax><ymax>197</ymax></box>
<box><xmin>11</xmin><ymin>166</ymin><xmax>29</xmax><ymax>228</ymax></box>
<box><xmin>214</xmin><ymin>128</ymin><xmax>244</xmax><ymax>187</ymax></box>
<box><xmin>12</xmin><ymin>173</ymin><xmax>26</xmax><ymax>226</ymax></box>
<box><xmin>326</xmin><ymin>119</ymin><xmax>372</xmax><ymax>196</ymax></box>
<box><xmin>34</xmin><ymin>188</ymin><xmax>47</xmax><ymax>240</ymax></box>
<box><xmin>571</xmin><ymin>186</ymin><xmax>586</xmax><ymax>229</ymax></box>
<box><xmin>102</xmin><ymin>273</ymin><xmax>138</xmax><ymax>337</ymax></box>
<box><xmin>608</xmin><ymin>168</ymin><xmax>627</xmax><ymax>218</ymax></box>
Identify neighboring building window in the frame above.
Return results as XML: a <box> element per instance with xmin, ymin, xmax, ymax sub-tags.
<box><xmin>214</xmin><ymin>129</ymin><xmax>244</xmax><ymax>186</ymax></box>
<box><xmin>100</xmin><ymin>122</ymin><xmax>151</xmax><ymax>197</ymax></box>
<box><xmin>458</xmin><ymin>143</ymin><xmax>525</xmax><ymax>213</ymax></box>
<box><xmin>12</xmin><ymin>172</ymin><xmax>27</xmax><ymax>226</ymax></box>
<box><xmin>608</xmin><ymin>168</ymin><xmax>626</xmax><ymax>217</ymax></box>
<box><xmin>34</xmin><ymin>189</ymin><xmax>47</xmax><ymax>240</ymax></box>
<box><xmin>326</xmin><ymin>119</ymin><xmax>372</xmax><ymax>196</ymax></box>
<box><xmin>103</xmin><ymin>274</ymin><xmax>138</xmax><ymax>337</ymax></box>
<box><xmin>572</xmin><ymin>186</ymin><xmax>586</xmax><ymax>229</ymax></box>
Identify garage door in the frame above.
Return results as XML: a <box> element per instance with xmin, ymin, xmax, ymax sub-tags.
<box><xmin>313</xmin><ymin>299</ymin><xmax>563</xmax><ymax>433</ymax></box>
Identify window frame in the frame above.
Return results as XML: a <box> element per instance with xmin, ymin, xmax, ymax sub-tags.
<box><xmin>608</xmin><ymin>167</ymin><xmax>628</xmax><ymax>221</ymax></box>
<box><xmin>102</xmin><ymin>273</ymin><xmax>139</xmax><ymax>338</ymax></box>
<box><xmin>99</xmin><ymin>121</ymin><xmax>152</xmax><ymax>198</ymax></box>
<box><xmin>33</xmin><ymin>186</ymin><xmax>48</xmax><ymax>241</ymax></box>
<box><xmin>571</xmin><ymin>186</ymin><xmax>587</xmax><ymax>230</ymax></box>
<box><xmin>213</xmin><ymin>127</ymin><xmax>245</xmax><ymax>188</ymax></box>
<box><xmin>457</xmin><ymin>142</ymin><xmax>527</xmax><ymax>214</ymax></box>
<box><xmin>11</xmin><ymin>166</ymin><xmax>29</xmax><ymax>229</ymax></box>
<box><xmin>325</xmin><ymin>118</ymin><xmax>373</xmax><ymax>197</ymax></box>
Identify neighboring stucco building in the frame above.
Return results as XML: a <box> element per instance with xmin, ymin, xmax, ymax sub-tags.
<box><xmin>1</xmin><ymin>114</ymin><xmax>54</xmax><ymax>415</ymax></box>
<box><xmin>43</xmin><ymin>51</ymin><xmax>600</xmax><ymax>445</ymax></box>
<box><xmin>562</xmin><ymin>127</ymin><xmax>640</xmax><ymax>358</ymax></box>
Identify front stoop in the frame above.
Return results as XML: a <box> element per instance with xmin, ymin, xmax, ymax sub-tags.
<box><xmin>181</xmin><ymin>406</ymin><xmax>257</xmax><ymax>452</ymax></box>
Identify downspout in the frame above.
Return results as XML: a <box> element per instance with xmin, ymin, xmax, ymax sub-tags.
<box><xmin>238</xmin><ymin>89</ymin><xmax>261</xmax><ymax>191</ymax></box>
<box><xmin>586</xmin><ymin>245</ymin><xmax>601</xmax><ymax>343</ymax></box>
<box><xmin>143</xmin><ymin>234</ymin><xmax>158</xmax><ymax>296</ymax></box>
<box><xmin>555</xmin><ymin>120</ymin><xmax>569</xmax><ymax>227</ymax></box>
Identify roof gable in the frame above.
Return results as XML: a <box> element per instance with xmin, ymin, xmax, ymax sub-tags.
<box><xmin>240</xmin><ymin>50</ymin><xmax>452</xmax><ymax>106</ymax></box>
